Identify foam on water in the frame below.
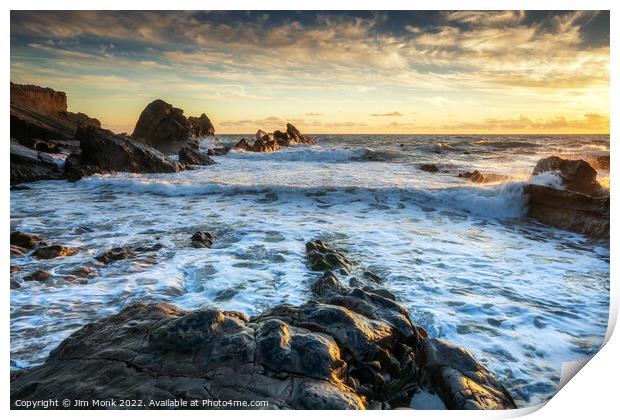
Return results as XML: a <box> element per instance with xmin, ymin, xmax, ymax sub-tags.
<box><xmin>10</xmin><ymin>134</ymin><xmax>609</xmax><ymax>407</ymax></box>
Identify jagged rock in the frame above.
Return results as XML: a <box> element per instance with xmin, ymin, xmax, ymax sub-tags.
<box><xmin>191</xmin><ymin>231</ymin><xmax>214</xmax><ymax>248</ymax></box>
<box><xmin>523</xmin><ymin>184</ymin><xmax>609</xmax><ymax>240</ymax></box>
<box><xmin>11</xmin><ymin>302</ymin><xmax>364</xmax><ymax>410</ymax></box>
<box><xmin>10</xmin><ymin>83</ymin><xmax>100</xmax><ymax>142</ymax></box>
<box><xmin>420</xmin><ymin>338</ymin><xmax>516</xmax><ymax>409</ymax></box>
<box><xmin>253</xmin><ymin>135</ymin><xmax>281</xmax><ymax>153</ymax></box>
<box><xmin>131</xmin><ymin>99</ymin><xmax>214</xmax><ymax>153</ymax></box>
<box><xmin>178</xmin><ymin>145</ymin><xmax>216</xmax><ymax>166</ymax></box>
<box><xmin>95</xmin><ymin>243</ymin><xmax>164</xmax><ymax>265</ymax></box>
<box><xmin>420</xmin><ymin>164</ymin><xmax>439</xmax><ymax>173</ymax></box>
<box><xmin>10</xmin><ymin>231</ymin><xmax>42</xmax><ymax>249</ymax></box>
<box><xmin>306</xmin><ymin>240</ymin><xmax>353</xmax><ymax>274</ymax></box>
<box><xmin>10</xmin><ymin>143</ymin><xmax>64</xmax><ymax>184</ymax></box>
<box><xmin>10</xmin><ymin>244</ymin><xmax>515</xmax><ymax>411</ymax></box>
<box><xmin>187</xmin><ymin>113</ymin><xmax>215</xmax><ymax>137</ymax></box>
<box><xmin>207</xmin><ymin>146</ymin><xmax>230</xmax><ymax>156</ymax></box>
<box><xmin>232</xmin><ymin>138</ymin><xmax>253</xmax><ymax>151</ymax></box>
<box><xmin>65</xmin><ymin>126</ymin><xmax>183</xmax><ymax>181</ymax></box>
<box><xmin>23</xmin><ymin>269</ymin><xmax>50</xmax><ymax>282</ymax></box>
<box><xmin>32</xmin><ymin>245</ymin><xmax>78</xmax><ymax>260</ymax></box>
<box><xmin>532</xmin><ymin>156</ymin><xmax>602</xmax><ymax>196</ymax></box>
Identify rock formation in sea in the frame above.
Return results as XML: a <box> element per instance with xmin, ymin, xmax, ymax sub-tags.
<box><xmin>525</xmin><ymin>156</ymin><xmax>609</xmax><ymax>239</ymax></box>
<box><xmin>131</xmin><ymin>99</ymin><xmax>214</xmax><ymax>153</ymax></box>
<box><xmin>10</xmin><ymin>241</ymin><xmax>515</xmax><ymax>410</ymax></box>
<box><xmin>64</xmin><ymin>126</ymin><xmax>184</xmax><ymax>181</ymax></box>
<box><xmin>178</xmin><ymin>141</ymin><xmax>217</xmax><ymax>166</ymax></box>
<box><xmin>232</xmin><ymin>123</ymin><xmax>316</xmax><ymax>153</ymax></box>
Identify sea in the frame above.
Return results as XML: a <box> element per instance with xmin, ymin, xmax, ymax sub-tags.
<box><xmin>10</xmin><ymin>134</ymin><xmax>610</xmax><ymax>407</ymax></box>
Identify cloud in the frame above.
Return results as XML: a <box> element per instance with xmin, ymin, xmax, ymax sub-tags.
<box><xmin>441</xmin><ymin>113</ymin><xmax>609</xmax><ymax>132</ymax></box>
<box><xmin>370</xmin><ymin>111</ymin><xmax>403</xmax><ymax>117</ymax></box>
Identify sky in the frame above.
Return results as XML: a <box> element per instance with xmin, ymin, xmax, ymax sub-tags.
<box><xmin>10</xmin><ymin>10</ymin><xmax>610</xmax><ymax>134</ymax></box>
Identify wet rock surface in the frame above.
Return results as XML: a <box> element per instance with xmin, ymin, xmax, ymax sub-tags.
<box><xmin>420</xmin><ymin>164</ymin><xmax>439</xmax><ymax>173</ymax></box>
<box><xmin>95</xmin><ymin>243</ymin><xmax>164</xmax><ymax>264</ymax></box>
<box><xmin>191</xmin><ymin>231</ymin><xmax>214</xmax><ymax>248</ymax></box>
<box><xmin>231</xmin><ymin>124</ymin><xmax>315</xmax><ymax>153</ymax></box>
<box><xmin>10</xmin><ymin>143</ymin><xmax>64</xmax><ymax>185</ymax></box>
<box><xmin>178</xmin><ymin>144</ymin><xmax>217</xmax><ymax>166</ymax></box>
<box><xmin>10</xmin><ymin>240</ymin><xmax>515</xmax><ymax>410</ymax></box>
<box><xmin>458</xmin><ymin>170</ymin><xmax>510</xmax><ymax>184</ymax></box>
<box><xmin>65</xmin><ymin>126</ymin><xmax>184</xmax><ymax>181</ymax></box>
<box><xmin>523</xmin><ymin>184</ymin><xmax>609</xmax><ymax>240</ymax></box>
<box><xmin>532</xmin><ymin>156</ymin><xmax>603</xmax><ymax>196</ymax></box>
<box><xmin>306</xmin><ymin>240</ymin><xmax>353</xmax><ymax>274</ymax></box>
<box><xmin>32</xmin><ymin>245</ymin><xmax>79</xmax><ymax>260</ymax></box>
<box><xmin>525</xmin><ymin>156</ymin><xmax>609</xmax><ymax>239</ymax></box>
<box><xmin>10</xmin><ymin>231</ymin><xmax>42</xmax><ymax>249</ymax></box>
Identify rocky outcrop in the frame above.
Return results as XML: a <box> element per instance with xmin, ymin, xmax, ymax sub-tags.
<box><xmin>95</xmin><ymin>243</ymin><xmax>164</xmax><ymax>265</ymax></box>
<box><xmin>178</xmin><ymin>143</ymin><xmax>216</xmax><ymax>166</ymax></box>
<box><xmin>306</xmin><ymin>240</ymin><xmax>353</xmax><ymax>274</ymax></box>
<box><xmin>10</xmin><ymin>143</ymin><xmax>64</xmax><ymax>185</ymax></box>
<box><xmin>231</xmin><ymin>124</ymin><xmax>315</xmax><ymax>153</ymax></box>
<box><xmin>523</xmin><ymin>184</ymin><xmax>609</xmax><ymax>240</ymax></box>
<box><xmin>525</xmin><ymin>156</ymin><xmax>609</xmax><ymax>239</ymax></box>
<box><xmin>10</xmin><ymin>83</ymin><xmax>100</xmax><ymax>142</ymax></box>
<box><xmin>532</xmin><ymin>156</ymin><xmax>603</xmax><ymax>196</ymax></box>
<box><xmin>131</xmin><ymin>100</ymin><xmax>214</xmax><ymax>153</ymax></box>
<box><xmin>65</xmin><ymin>126</ymin><xmax>183</xmax><ymax>181</ymax></box>
<box><xmin>32</xmin><ymin>245</ymin><xmax>79</xmax><ymax>260</ymax></box>
<box><xmin>187</xmin><ymin>113</ymin><xmax>215</xmax><ymax>137</ymax></box>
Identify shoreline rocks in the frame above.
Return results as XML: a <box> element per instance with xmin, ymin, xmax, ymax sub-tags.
<box><xmin>178</xmin><ymin>143</ymin><xmax>216</xmax><ymax>166</ymax></box>
<box><xmin>65</xmin><ymin>126</ymin><xmax>184</xmax><ymax>181</ymax></box>
<box><xmin>525</xmin><ymin>156</ymin><xmax>609</xmax><ymax>239</ymax></box>
<box><xmin>10</xmin><ymin>241</ymin><xmax>515</xmax><ymax>410</ymax></box>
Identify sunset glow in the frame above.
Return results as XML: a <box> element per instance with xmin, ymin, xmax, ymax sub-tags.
<box><xmin>10</xmin><ymin>10</ymin><xmax>610</xmax><ymax>134</ymax></box>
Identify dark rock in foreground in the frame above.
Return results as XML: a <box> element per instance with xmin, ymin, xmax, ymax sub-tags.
<box><xmin>32</xmin><ymin>245</ymin><xmax>79</xmax><ymax>260</ymax></box>
<box><xmin>10</xmin><ymin>231</ymin><xmax>42</xmax><ymax>249</ymax></box>
<box><xmin>10</xmin><ymin>240</ymin><xmax>515</xmax><ymax>410</ymax></box>
<box><xmin>523</xmin><ymin>184</ymin><xmax>609</xmax><ymax>240</ymax></box>
<box><xmin>95</xmin><ymin>243</ymin><xmax>164</xmax><ymax>265</ymax></box>
<box><xmin>131</xmin><ymin>99</ymin><xmax>214</xmax><ymax>153</ymax></box>
<box><xmin>66</xmin><ymin>126</ymin><xmax>184</xmax><ymax>181</ymax></box>
<box><xmin>532</xmin><ymin>156</ymin><xmax>603</xmax><ymax>196</ymax></box>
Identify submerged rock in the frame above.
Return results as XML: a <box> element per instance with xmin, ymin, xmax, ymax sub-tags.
<box><xmin>32</xmin><ymin>245</ymin><xmax>78</xmax><ymax>260</ymax></box>
<box><xmin>306</xmin><ymin>240</ymin><xmax>353</xmax><ymax>274</ymax></box>
<box><xmin>532</xmin><ymin>156</ymin><xmax>603</xmax><ymax>196</ymax></box>
<box><xmin>10</xmin><ymin>231</ymin><xmax>42</xmax><ymax>249</ymax></box>
<box><xmin>95</xmin><ymin>243</ymin><xmax>164</xmax><ymax>265</ymax></box>
<box><xmin>191</xmin><ymin>231</ymin><xmax>214</xmax><ymax>248</ymax></box>
<box><xmin>420</xmin><ymin>164</ymin><xmax>439</xmax><ymax>173</ymax></box>
<box><xmin>23</xmin><ymin>269</ymin><xmax>50</xmax><ymax>282</ymax></box>
<box><xmin>66</xmin><ymin>126</ymin><xmax>183</xmax><ymax>180</ymax></box>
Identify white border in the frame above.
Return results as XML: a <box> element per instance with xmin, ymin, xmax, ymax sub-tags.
<box><xmin>3</xmin><ymin>1</ymin><xmax>617</xmax><ymax>419</ymax></box>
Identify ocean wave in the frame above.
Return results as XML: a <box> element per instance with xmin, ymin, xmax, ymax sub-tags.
<box><xmin>76</xmin><ymin>175</ymin><xmax>528</xmax><ymax>221</ymax></box>
<box><xmin>226</xmin><ymin>146</ymin><xmax>367</xmax><ymax>162</ymax></box>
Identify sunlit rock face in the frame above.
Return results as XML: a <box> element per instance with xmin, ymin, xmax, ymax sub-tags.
<box><xmin>132</xmin><ymin>99</ymin><xmax>215</xmax><ymax>153</ymax></box>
